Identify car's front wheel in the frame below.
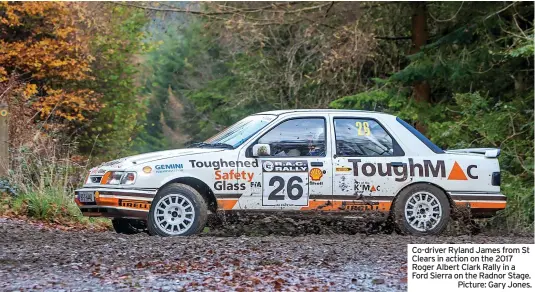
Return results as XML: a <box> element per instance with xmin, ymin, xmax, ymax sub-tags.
<box><xmin>393</xmin><ymin>184</ymin><xmax>450</xmax><ymax>235</ymax></box>
<box><xmin>147</xmin><ymin>183</ymin><xmax>208</xmax><ymax>236</ymax></box>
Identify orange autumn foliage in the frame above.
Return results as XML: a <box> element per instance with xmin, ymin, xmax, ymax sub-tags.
<box><xmin>0</xmin><ymin>2</ymin><xmax>100</xmax><ymax>123</ymax></box>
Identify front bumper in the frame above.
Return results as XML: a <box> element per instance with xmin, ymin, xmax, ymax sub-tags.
<box><xmin>75</xmin><ymin>188</ymin><xmax>156</xmax><ymax>219</ymax></box>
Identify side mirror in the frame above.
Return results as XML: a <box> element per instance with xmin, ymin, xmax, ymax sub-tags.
<box><xmin>252</xmin><ymin>144</ymin><xmax>271</xmax><ymax>157</ymax></box>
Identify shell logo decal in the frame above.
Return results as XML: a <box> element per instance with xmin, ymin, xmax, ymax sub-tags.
<box><xmin>309</xmin><ymin>168</ymin><xmax>323</xmax><ymax>181</ymax></box>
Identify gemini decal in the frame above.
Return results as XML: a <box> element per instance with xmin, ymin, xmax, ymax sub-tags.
<box><xmin>348</xmin><ymin>158</ymin><xmax>478</xmax><ymax>182</ymax></box>
<box><xmin>155</xmin><ymin>164</ymin><xmax>184</xmax><ymax>173</ymax></box>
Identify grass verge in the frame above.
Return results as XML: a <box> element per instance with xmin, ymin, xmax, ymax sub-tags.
<box><xmin>0</xmin><ymin>188</ymin><xmax>110</xmax><ymax>231</ymax></box>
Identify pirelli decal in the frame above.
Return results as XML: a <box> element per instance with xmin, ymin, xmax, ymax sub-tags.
<box><xmin>119</xmin><ymin>199</ymin><xmax>150</xmax><ymax>211</ymax></box>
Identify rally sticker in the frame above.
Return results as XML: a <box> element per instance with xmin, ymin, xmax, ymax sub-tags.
<box><xmin>262</xmin><ymin>160</ymin><xmax>309</xmax><ymax>207</ymax></box>
<box><xmin>262</xmin><ymin>160</ymin><xmax>308</xmax><ymax>172</ymax></box>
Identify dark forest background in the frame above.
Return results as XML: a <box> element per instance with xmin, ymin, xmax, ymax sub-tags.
<box><xmin>0</xmin><ymin>2</ymin><xmax>533</xmax><ymax>227</ymax></box>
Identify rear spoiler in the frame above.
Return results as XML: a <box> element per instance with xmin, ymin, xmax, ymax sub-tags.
<box><xmin>446</xmin><ymin>148</ymin><xmax>501</xmax><ymax>158</ymax></box>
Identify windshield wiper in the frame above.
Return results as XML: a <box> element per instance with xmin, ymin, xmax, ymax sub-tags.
<box><xmin>208</xmin><ymin>143</ymin><xmax>235</xmax><ymax>149</ymax></box>
<box><xmin>186</xmin><ymin>142</ymin><xmax>234</xmax><ymax>149</ymax></box>
<box><xmin>187</xmin><ymin>142</ymin><xmax>211</xmax><ymax>148</ymax></box>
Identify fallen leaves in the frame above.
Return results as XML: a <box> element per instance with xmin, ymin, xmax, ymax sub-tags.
<box><xmin>2</xmin><ymin>215</ymin><xmax>533</xmax><ymax>291</ymax></box>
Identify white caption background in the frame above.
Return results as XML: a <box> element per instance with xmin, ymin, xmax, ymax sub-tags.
<box><xmin>408</xmin><ymin>244</ymin><xmax>534</xmax><ymax>292</ymax></box>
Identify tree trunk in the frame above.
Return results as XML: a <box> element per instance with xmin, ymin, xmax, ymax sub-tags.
<box><xmin>410</xmin><ymin>2</ymin><xmax>430</xmax><ymax>132</ymax></box>
<box><xmin>411</xmin><ymin>1</ymin><xmax>430</xmax><ymax>103</ymax></box>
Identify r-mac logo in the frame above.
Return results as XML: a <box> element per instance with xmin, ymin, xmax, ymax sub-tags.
<box><xmin>155</xmin><ymin>164</ymin><xmax>184</xmax><ymax>173</ymax></box>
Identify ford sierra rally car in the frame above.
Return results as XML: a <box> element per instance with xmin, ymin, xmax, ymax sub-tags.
<box><xmin>75</xmin><ymin>110</ymin><xmax>505</xmax><ymax>236</ymax></box>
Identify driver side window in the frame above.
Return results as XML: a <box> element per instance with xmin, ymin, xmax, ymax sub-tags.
<box><xmin>257</xmin><ymin>118</ymin><xmax>326</xmax><ymax>157</ymax></box>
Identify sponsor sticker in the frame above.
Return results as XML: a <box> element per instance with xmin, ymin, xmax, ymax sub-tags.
<box><xmin>215</xmin><ymin>170</ymin><xmax>254</xmax><ymax>182</ymax></box>
<box><xmin>348</xmin><ymin>159</ymin><xmax>478</xmax><ymax>182</ymax></box>
<box><xmin>343</xmin><ymin>201</ymin><xmax>379</xmax><ymax>211</ymax></box>
<box><xmin>354</xmin><ymin>181</ymin><xmax>381</xmax><ymax>195</ymax></box>
<box><xmin>213</xmin><ymin>170</ymin><xmax>255</xmax><ymax>191</ymax></box>
<box><xmin>262</xmin><ymin>160</ymin><xmax>308</xmax><ymax>172</ymax></box>
<box><xmin>119</xmin><ymin>199</ymin><xmax>150</xmax><ymax>210</ymax></box>
<box><xmin>189</xmin><ymin>159</ymin><xmax>258</xmax><ymax>169</ymax></box>
<box><xmin>336</xmin><ymin>167</ymin><xmax>352</xmax><ymax>172</ymax></box>
<box><xmin>309</xmin><ymin>168</ymin><xmax>323</xmax><ymax>181</ymax></box>
<box><xmin>155</xmin><ymin>164</ymin><xmax>183</xmax><ymax>173</ymax></box>
<box><xmin>250</xmin><ymin>181</ymin><xmax>262</xmax><ymax>194</ymax></box>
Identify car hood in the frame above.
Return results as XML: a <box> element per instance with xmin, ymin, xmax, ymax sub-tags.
<box><xmin>96</xmin><ymin>148</ymin><xmax>225</xmax><ymax>170</ymax></box>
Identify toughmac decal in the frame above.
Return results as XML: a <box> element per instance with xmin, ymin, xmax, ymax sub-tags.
<box><xmin>348</xmin><ymin>158</ymin><xmax>478</xmax><ymax>182</ymax></box>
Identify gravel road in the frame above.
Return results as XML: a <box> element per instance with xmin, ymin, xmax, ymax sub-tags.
<box><xmin>1</xmin><ymin>218</ymin><xmax>533</xmax><ymax>291</ymax></box>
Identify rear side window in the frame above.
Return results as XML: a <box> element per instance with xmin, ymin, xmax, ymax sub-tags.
<box><xmin>334</xmin><ymin>118</ymin><xmax>403</xmax><ymax>156</ymax></box>
<box><xmin>396</xmin><ymin>117</ymin><xmax>444</xmax><ymax>154</ymax></box>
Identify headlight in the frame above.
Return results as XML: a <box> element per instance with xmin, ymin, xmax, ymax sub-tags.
<box><xmin>102</xmin><ymin>171</ymin><xmax>124</xmax><ymax>184</ymax></box>
<box><xmin>120</xmin><ymin>172</ymin><xmax>137</xmax><ymax>185</ymax></box>
<box><xmin>100</xmin><ymin>171</ymin><xmax>136</xmax><ymax>185</ymax></box>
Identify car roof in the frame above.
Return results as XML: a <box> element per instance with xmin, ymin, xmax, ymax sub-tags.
<box><xmin>254</xmin><ymin>109</ymin><xmax>395</xmax><ymax>117</ymax></box>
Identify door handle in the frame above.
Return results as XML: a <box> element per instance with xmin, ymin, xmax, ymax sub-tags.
<box><xmin>391</xmin><ymin>162</ymin><xmax>404</xmax><ymax>167</ymax></box>
<box><xmin>311</xmin><ymin>162</ymin><xmax>323</xmax><ymax>167</ymax></box>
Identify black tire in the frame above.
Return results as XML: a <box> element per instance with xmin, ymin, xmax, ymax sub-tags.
<box><xmin>147</xmin><ymin>183</ymin><xmax>208</xmax><ymax>236</ymax></box>
<box><xmin>393</xmin><ymin>184</ymin><xmax>450</xmax><ymax>235</ymax></box>
<box><xmin>112</xmin><ymin>218</ymin><xmax>146</xmax><ymax>235</ymax></box>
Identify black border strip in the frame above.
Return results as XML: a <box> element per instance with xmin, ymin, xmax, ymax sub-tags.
<box><xmin>310</xmin><ymin>195</ymin><xmax>395</xmax><ymax>200</ymax></box>
<box><xmin>97</xmin><ymin>191</ymin><xmax>154</xmax><ymax>198</ymax></box>
<box><xmin>215</xmin><ymin>194</ymin><xmax>243</xmax><ymax>199</ymax></box>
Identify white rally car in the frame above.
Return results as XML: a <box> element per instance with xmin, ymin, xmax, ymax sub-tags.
<box><xmin>75</xmin><ymin>110</ymin><xmax>505</xmax><ymax>236</ymax></box>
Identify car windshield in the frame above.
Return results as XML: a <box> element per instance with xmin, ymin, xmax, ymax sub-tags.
<box><xmin>203</xmin><ymin>115</ymin><xmax>276</xmax><ymax>148</ymax></box>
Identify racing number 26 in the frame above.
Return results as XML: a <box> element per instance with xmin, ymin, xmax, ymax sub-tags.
<box><xmin>268</xmin><ymin>176</ymin><xmax>303</xmax><ymax>201</ymax></box>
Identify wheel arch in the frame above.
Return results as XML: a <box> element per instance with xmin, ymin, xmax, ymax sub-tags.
<box><xmin>390</xmin><ymin>182</ymin><xmax>453</xmax><ymax>212</ymax></box>
<box><xmin>159</xmin><ymin>177</ymin><xmax>218</xmax><ymax>213</ymax></box>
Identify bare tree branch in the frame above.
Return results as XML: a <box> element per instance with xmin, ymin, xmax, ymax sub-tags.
<box><xmin>114</xmin><ymin>1</ymin><xmax>333</xmax><ymax>16</ymax></box>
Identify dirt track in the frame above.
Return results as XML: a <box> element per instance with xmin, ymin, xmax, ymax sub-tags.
<box><xmin>0</xmin><ymin>218</ymin><xmax>533</xmax><ymax>291</ymax></box>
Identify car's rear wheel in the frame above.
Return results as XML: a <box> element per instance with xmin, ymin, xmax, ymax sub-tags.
<box><xmin>147</xmin><ymin>183</ymin><xmax>208</xmax><ymax>236</ymax></box>
<box><xmin>112</xmin><ymin>218</ymin><xmax>146</xmax><ymax>234</ymax></box>
<box><xmin>393</xmin><ymin>184</ymin><xmax>450</xmax><ymax>235</ymax></box>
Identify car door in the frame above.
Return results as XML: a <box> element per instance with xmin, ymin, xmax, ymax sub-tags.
<box><xmin>237</xmin><ymin>115</ymin><xmax>333</xmax><ymax>210</ymax></box>
<box><xmin>330</xmin><ymin>114</ymin><xmax>406</xmax><ymax>211</ymax></box>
